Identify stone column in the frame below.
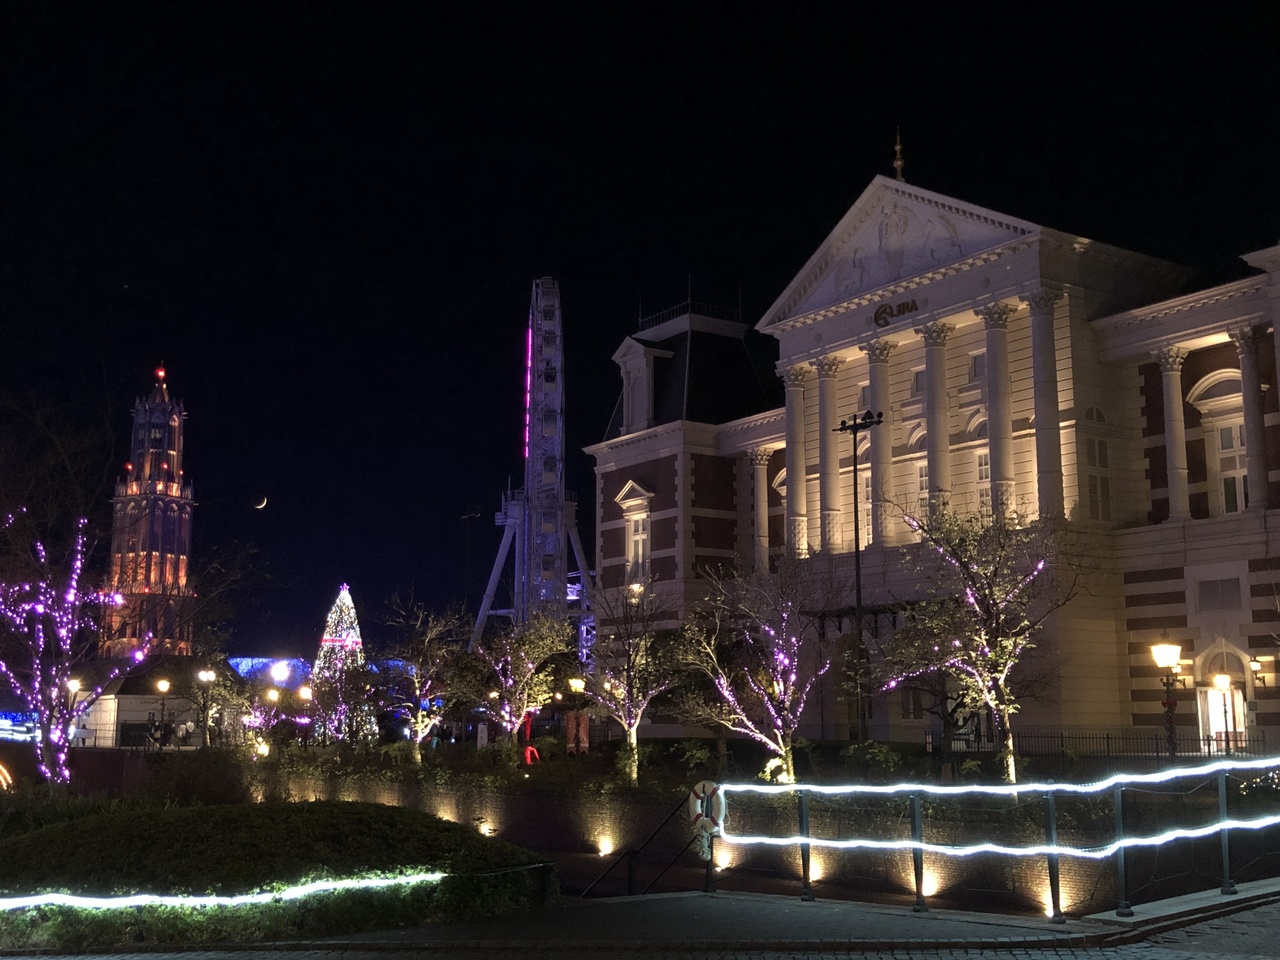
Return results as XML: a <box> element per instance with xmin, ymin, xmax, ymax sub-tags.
<box><xmin>1155</xmin><ymin>347</ymin><xmax>1190</xmax><ymax>521</ymax></box>
<box><xmin>812</xmin><ymin>355</ymin><xmax>845</xmax><ymax>552</ymax></box>
<box><xmin>916</xmin><ymin>322</ymin><xmax>953</xmax><ymax>513</ymax></box>
<box><xmin>782</xmin><ymin>365</ymin><xmax>812</xmax><ymax>558</ymax></box>
<box><xmin>1230</xmin><ymin>326</ymin><xmax>1269</xmax><ymax>511</ymax></box>
<box><xmin>977</xmin><ymin>302</ymin><xmax>1017</xmax><ymax>516</ymax></box>
<box><xmin>1022</xmin><ymin>288</ymin><xmax>1065</xmax><ymax>519</ymax></box>
<box><xmin>860</xmin><ymin>339</ymin><xmax>897</xmax><ymax>545</ymax></box>
<box><xmin>749</xmin><ymin>448</ymin><xmax>772</xmax><ymax>572</ymax></box>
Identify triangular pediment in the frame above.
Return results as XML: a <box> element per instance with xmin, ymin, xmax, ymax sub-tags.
<box><xmin>614</xmin><ymin>480</ymin><xmax>654</xmax><ymax>509</ymax></box>
<box><xmin>759</xmin><ymin>176</ymin><xmax>1040</xmax><ymax>330</ymax></box>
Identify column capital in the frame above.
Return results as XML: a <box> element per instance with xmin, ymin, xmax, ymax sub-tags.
<box><xmin>1229</xmin><ymin>325</ymin><xmax>1264</xmax><ymax>352</ymax></box>
<box><xmin>781</xmin><ymin>364</ymin><xmax>813</xmax><ymax>388</ymax></box>
<box><xmin>810</xmin><ymin>355</ymin><xmax>846</xmax><ymax>378</ymax></box>
<box><xmin>748</xmin><ymin>447</ymin><xmax>773</xmax><ymax>467</ymax></box>
<box><xmin>1153</xmin><ymin>346</ymin><xmax>1187</xmax><ymax>372</ymax></box>
<box><xmin>914</xmin><ymin>321</ymin><xmax>954</xmax><ymax>347</ymax></box>
<box><xmin>860</xmin><ymin>339</ymin><xmax>898</xmax><ymax>363</ymax></box>
<box><xmin>1019</xmin><ymin>287</ymin><xmax>1064</xmax><ymax>314</ymax></box>
<box><xmin>975</xmin><ymin>302</ymin><xmax>1016</xmax><ymax>329</ymax></box>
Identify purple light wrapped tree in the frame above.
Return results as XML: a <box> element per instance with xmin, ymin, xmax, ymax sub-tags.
<box><xmin>881</xmin><ymin>509</ymin><xmax>1089</xmax><ymax>784</ymax></box>
<box><xmin>0</xmin><ymin>513</ymin><xmax>127</xmax><ymax>784</ymax></box>
<box><xmin>683</xmin><ymin>564</ymin><xmax>843</xmax><ymax>782</ymax></box>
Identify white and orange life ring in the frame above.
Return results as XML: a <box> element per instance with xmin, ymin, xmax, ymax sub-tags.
<box><xmin>688</xmin><ymin>780</ymin><xmax>726</xmax><ymax>835</ymax></box>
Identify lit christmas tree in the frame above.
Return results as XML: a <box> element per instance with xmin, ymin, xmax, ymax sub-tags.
<box><xmin>314</xmin><ymin>583</ymin><xmax>366</xmax><ymax>680</ymax></box>
<box><xmin>311</xmin><ymin>584</ymin><xmax>375</xmax><ymax>743</ymax></box>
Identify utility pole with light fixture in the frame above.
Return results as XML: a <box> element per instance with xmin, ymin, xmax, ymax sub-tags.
<box><xmin>835</xmin><ymin>410</ymin><xmax>883</xmax><ymax>744</ymax></box>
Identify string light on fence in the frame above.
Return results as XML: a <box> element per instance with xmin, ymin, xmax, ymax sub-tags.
<box><xmin>715</xmin><ymin>756</ymin><xmax>1280</xmax><ymax>860</ymax></box>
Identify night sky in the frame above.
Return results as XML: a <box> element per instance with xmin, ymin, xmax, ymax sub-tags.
<box><xmin>3</xmin><ymin>5</ymin><xmax>1278</xmax><ymax>656</ymax></box>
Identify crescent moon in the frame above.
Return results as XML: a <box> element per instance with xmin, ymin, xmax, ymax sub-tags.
<box><xmin>254</xmin><ymin>497</ymin><xmax>268</xmax><ymax>510</ymax></box>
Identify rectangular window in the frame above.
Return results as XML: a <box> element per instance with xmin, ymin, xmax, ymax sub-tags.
<box><xmin>859</xmin><ymin>384</ymin><xmax>871</xmax><ymax>409</ymax></box>
<box><xmin>1198</xmin><ymin>578</ymin><xmax>1241</xmax><ymax>613</ymax></box>
<box><xmin>862</xmin><ymin>474</ymin><xmax>872</xmax><ymax>548</ymax></box>
<box><xmin>911</xmin><ymin>369</ymin><xmax>926</xmax><ymax>397</ymax></box>
<box><xmin>900</xmin><ymin>686</ymin><xmax>924</xmax><ymax>720</ymax></box>
<box><xmin>627</xmin><ymin>514</ymin><xmax>650</xmax><ymax>581</ymax></box>
<box><xmin>918</xmin><ymin>464</ymin><xmax>929</xmax><ymax>514</ymax></box>
<box><xmin>1083</xmin><ymin>438</ymin><xmax>1112</xmax><ymax>521</ymax></box>
<box><xmin>970</xmin><ymin>353</ymin><xmax>986</xmax><ymax>382</ymax></box>
<box><xmin>977</xmin><ymin>452</ymin><xmax>992</xmax><ymax>518</ymax></box>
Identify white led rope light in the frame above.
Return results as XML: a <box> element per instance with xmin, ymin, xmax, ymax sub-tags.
<box><xmin>0</xmin><ymin>871</ymin><xmax>445</xmax><ymax>912</ymax></box>
<box><xmin>720</xmin><ymin>756</ymin><xmax>1280</xmax><ymax>798</ymax></box>
<box><xmin>721</xmin><ymin>813</ymin><xmax>1280</xmax><ymax>859</ymax></box>
<box><xmin>716</xmin><ymin>757</ymin><xmax>1280</xmax><ymax>859</ymax></box>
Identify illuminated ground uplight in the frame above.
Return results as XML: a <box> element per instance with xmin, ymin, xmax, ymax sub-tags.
<box><xmin>714</xmin><ymin>847</ymin><xmax>732</xmax><ymax>871</ymax></box>
<box><xmin>597</xmin><ymin>836</ymin><xmax>614</xmax><ymax>857</ymax></box>
<box><xmin>919</xmin><ymin>870</ymin><xmax>939</xmax><ymax>898</ymax></box>
<box><xmin>0</xmin><ymin>762</ymin><xmax>11</xmax><ymax>791</ymax></box>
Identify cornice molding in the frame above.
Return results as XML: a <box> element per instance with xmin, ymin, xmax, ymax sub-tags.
<box><xmin>765</xmin><ymin>238</ymin><xmax>1035</xmax><ymax>334</ymax></box>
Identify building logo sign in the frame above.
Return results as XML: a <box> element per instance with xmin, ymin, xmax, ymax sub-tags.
<box><xmin>872</xmin><ymin>299</ymin><xmax>918</xmax><ymax>328</ymax></box>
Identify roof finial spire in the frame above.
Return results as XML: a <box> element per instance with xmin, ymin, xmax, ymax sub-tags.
<box><xmin>893</xmin><ymin>128</ymin><xmax>905</xmax><ymax>182</ymax></box>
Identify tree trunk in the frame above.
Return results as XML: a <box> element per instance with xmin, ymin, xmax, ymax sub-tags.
<box><xmin>997</xmin><ymin>706</ymin><xmax>1017</xmax><ymax>783</ymax></box>
<box><xmin>626</xmin><ymin>725</ymin><xmax>639</xmax><ymax>786</ymax></box>
<box><xmin>782</xmin><ymin>731</ymin><xmax>795</xmax><ymax>783</ymax></box>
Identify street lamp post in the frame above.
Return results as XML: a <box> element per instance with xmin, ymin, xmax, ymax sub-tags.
<box><xmin>835</xmin><ymin>410</ymin><xmax>883</xmax><ymax>744</ymax></box>
<box><xmin>197</xmin><ymin>669</ymin><xmax>216</xmax><ymax>747</ymax></box>
<box><xmin>1150</xmin><ymin>643</ymin><xmax>1183</xmax><ymax>759</ymax></box>
<box><xmin>155</xmin><ymin>679</ymin><xmax>171</xmax><ymax>750</ymax></box>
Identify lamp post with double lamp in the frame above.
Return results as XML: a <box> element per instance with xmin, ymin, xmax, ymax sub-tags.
<box><xmin>1213</xmin><ymin>673</ymin><xmax>1237</xmax><ymax>756</ymax></box>
<box><xmin>835</xmin><ymin>410</ymin><xmax>883</xmax><ymax>744</ymax></box>
<box><xmin>1150</xmin><ymin>642</ymin><xmax>1184</xmax><ymax>759</ymax></box>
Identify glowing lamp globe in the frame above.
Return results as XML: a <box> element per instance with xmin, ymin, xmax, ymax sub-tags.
<box><xmin>1151</xmin><ymin>643</ymin><xmax>1181</xmax><ymax>670</ymax></box>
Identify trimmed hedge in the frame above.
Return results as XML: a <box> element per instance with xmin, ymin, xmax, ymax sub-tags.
<box><xmin>0</xmin><ymin>800</ymin><xmax>553</xmax><ymax>950</ymax></box>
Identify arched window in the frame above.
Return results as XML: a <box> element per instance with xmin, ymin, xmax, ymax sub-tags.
<box><xmin>1188</xmin><ymin>372</ymin><xmax>1248</xmax><ymax>515</ymax></box>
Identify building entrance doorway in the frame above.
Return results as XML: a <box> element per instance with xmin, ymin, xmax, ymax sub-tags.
<box><xmin>1200</xmin><ymin>682</ymin><xmax>1245</xmax><ymax>752</ymax></box>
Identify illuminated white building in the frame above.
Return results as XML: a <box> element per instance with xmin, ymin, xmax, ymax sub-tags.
<box><xmin>588</xmin><ymin>172</ymin><xmax>1280</xmax><ymax>749</ymax></box>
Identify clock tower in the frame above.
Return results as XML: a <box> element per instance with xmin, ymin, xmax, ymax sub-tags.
<box><xmin>102</xmin><ymin>366</ymin><xmax>195</xmax><ymax>656</ymax></box>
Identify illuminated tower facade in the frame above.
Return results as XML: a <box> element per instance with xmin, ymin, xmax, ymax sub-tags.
<box><xmin>102</xmin><ymin>366</ymin><xmax>195</xmax><ymax>656</ymax></box>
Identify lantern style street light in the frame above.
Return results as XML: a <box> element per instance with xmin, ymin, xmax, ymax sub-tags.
<box><xmin>1150</xmin><ymin>642</ymin><xmax>1183</xmax><ymax>759</ymax></box>
<box><xmin>835</xmin><ymin>410</ymin><xmax>883</xmax><ymax>743</ymax></box>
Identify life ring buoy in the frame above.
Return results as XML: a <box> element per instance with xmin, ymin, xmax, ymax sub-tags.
<box><xmin>688</xmin><ymin>780</ymin><xmax>726</xmax><ymax>835</ymax></box>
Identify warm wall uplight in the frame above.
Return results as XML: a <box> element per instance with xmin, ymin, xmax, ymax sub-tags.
<box><xmin>714</xmin><ymin>847</ymin><xmax>732</xmax><ymax>871</ymax></box>
<box><xmin>597</xmin><ymin>836</ymin><xmax>614</xmax><ymax>857</ymax></box>
<box><xmin>920</xmin><ymin>870</ymin><xmax>940</xmax><ymax>898</ymax></box>
<box><xmin>1151</xmin><ymin>643</ymin><xmax>1182</xmax><ymax>670</ymax></box>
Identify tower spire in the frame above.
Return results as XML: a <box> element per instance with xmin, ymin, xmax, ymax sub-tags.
<box><xmin>893</xmin><ymin>128</ymin><xmax>905</xmax><ymax>182</ymax></box>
